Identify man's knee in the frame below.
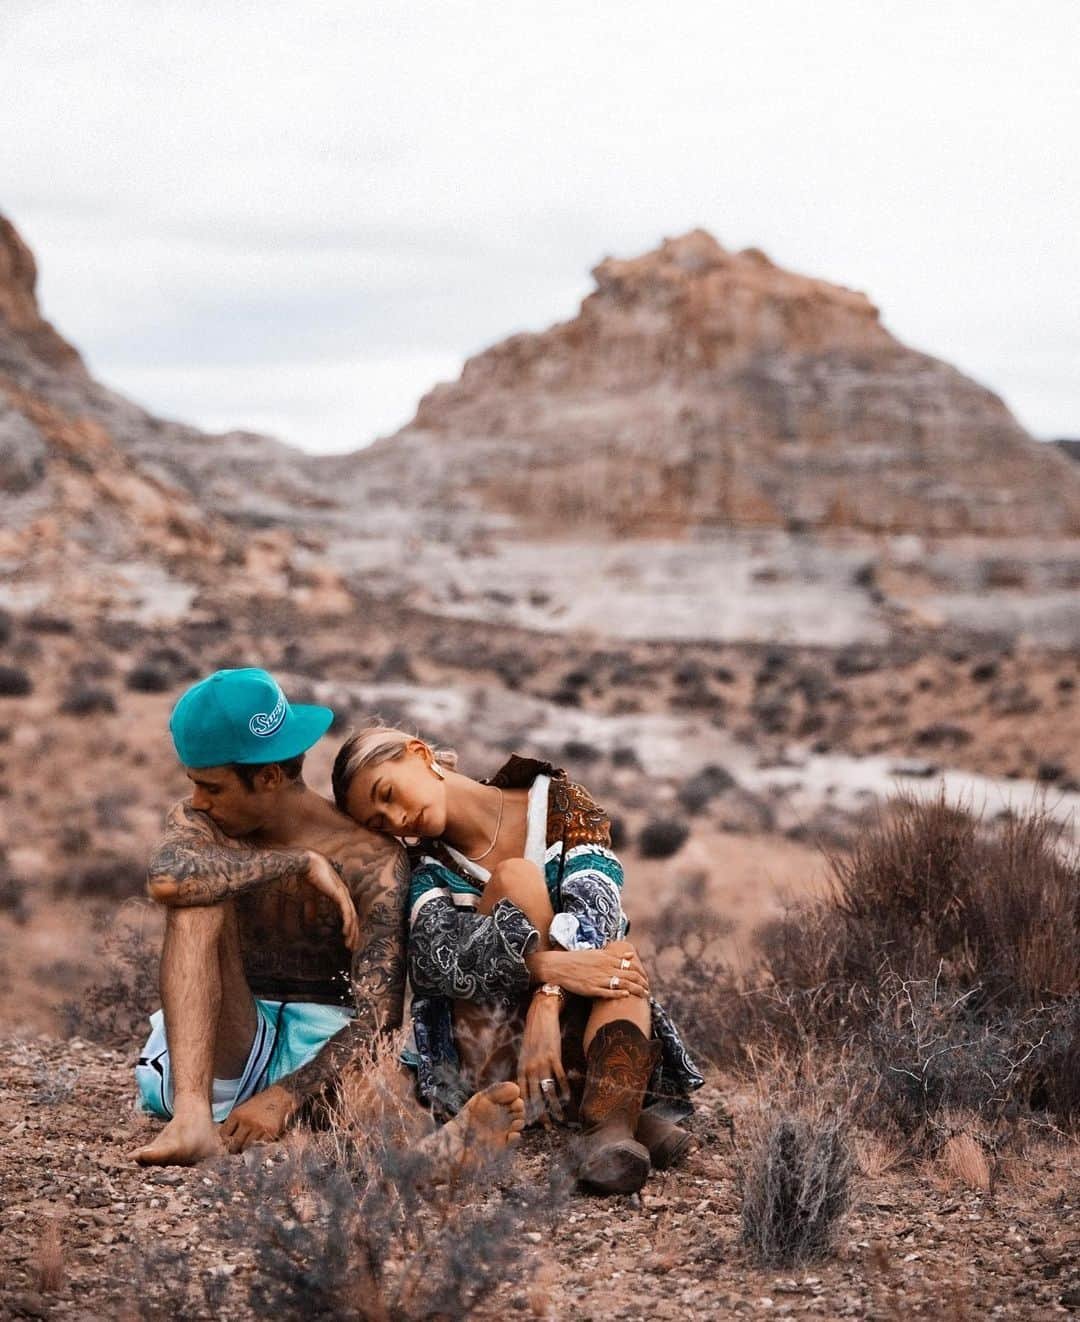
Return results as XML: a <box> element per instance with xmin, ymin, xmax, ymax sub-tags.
<box><xmin>163</xmin><ymin>900</ymin><xmax>231</xmax><ymax>940</ymax></box>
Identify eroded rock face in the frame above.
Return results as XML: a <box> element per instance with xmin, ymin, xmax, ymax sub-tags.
<box><xmin>0</xmin><ymin>213</ymin><xmax>347</xmax><ymax>620</ymax></box>
<box><xmin>0</xmin><ymin>399</ymin><xmax>47</xmax><ymax>493</ymax></box>
<box><xmin>381</xmin><ymin>230</ymin><xmax>1080</xmax><ymax>538</ymax></box>
<box><xmin>0</xmin><ymin>217</ymin><xmax>84</xmax><ymax>373</ymax></box>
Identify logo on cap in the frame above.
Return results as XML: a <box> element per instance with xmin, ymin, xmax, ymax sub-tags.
<box><xmin>248</xmin><ymin>688</ymin><xmax>287</xmax><ymax>738</ymax></box>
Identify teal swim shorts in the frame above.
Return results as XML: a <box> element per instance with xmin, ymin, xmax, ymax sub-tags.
<box><xmin>135</xmin><ymin>999</ymin><xmax>354</xmax><ymax>1122</ymax></box>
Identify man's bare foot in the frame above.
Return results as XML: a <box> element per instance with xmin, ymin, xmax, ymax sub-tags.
<box><xmin>449</xmin><ymin>1080</ymin><xmax>526</xmax><ymax>1160</ymax></box>
<box><xmin>133</xmin><ymin>1112</ymin><xmax>224</xmax><ymax>1166</ymax></box>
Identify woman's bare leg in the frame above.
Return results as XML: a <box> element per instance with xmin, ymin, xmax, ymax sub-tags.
<box><xmin>583</xmin><ymin>986</ymin><xmax>652</xmax><ymax>1052</ymax></box>
<box><xmin>455</xmin><ymin>859</ymin><xmax>556</xmax><ymax>1088</ymax></box>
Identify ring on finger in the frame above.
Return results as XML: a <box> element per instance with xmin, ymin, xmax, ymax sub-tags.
<box><xmin>539</xmin><ymin>1078</ymin><xmax>556</xmax><ymax>1093</ymax></box>
<box><xmin>620</xmin><ymin>956</ymin><xmax>632</xmax><ymax>970</ymax></box>
<box><xmin>609</xmin><ymin>974</ymin><xmax>620</xmax><ymax>989</ymax></box>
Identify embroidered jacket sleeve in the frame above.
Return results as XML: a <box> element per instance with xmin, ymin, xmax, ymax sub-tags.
<box><xmin>548</xmin><ymin>780</ymin><xmax>627</xmax><ymax>951</ymax></box>
<box><xmin>407</xmin><ymin>855</ymin><xmax>539</xmax><ymax>1002</ymax></box>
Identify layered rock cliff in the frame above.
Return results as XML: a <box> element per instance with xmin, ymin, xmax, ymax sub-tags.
<box><xmin>369</xmin><ymin>229</ymin><xmax>1080</xmax><ymax>538</ymax></box>
<box><xmin>0</xmin><ymin>213</ymin><xmax>345</xmax><ymax>620</ymax></box>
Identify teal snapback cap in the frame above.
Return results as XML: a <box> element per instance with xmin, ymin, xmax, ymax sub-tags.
<box><xmin>169</xmin><ymin>668</ymin><xmax>334</xmax><ymax>768</ymax></box>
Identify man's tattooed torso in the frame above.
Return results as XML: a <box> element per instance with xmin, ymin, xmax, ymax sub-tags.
<box><xmin>150</xmin><ymin>799</ymin><xmax>410</xmax><ymax>1101</ymax></box>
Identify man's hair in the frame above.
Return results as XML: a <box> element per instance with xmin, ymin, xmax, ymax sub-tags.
<box><xmin>228</xmin><ymin>753</ymin><xmax>306</xmax><ymax>790</ymax></box>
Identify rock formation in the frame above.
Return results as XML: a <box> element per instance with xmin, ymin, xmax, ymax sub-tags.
<box><xmin>0</xmin><ymin>213</ymin><xmax>347</xmax><ymax>620</ymax></box>
<box><xmin>371</xmin><ymin>229</ymin><xmax>1080</xmax><ymax>538</ymax></box>
<box><xmin>3</xmin><ymin>213</ymin><xmax>1079</xmax><ymax>644</ymax></box>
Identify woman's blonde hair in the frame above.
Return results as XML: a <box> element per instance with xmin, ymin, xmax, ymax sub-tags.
<box><xmin>331</xmin><ymin>720</ymin><xmax>458</xmax><ymax>813</ymax></box>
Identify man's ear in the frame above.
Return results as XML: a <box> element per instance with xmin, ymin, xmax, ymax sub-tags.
<box><xmin>256</xmin><ymin>764</ymin><xmax>284</xmax><ymax>791</ymax></box>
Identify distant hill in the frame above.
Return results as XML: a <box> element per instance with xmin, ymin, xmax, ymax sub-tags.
<box><xmin>364</xmin><ymin>229</ymin><xmax>1080</xmax><ymax>538</ymax></box>
<box><xmin>4</xmin><ymin>213</ymin><xmax>1079</xmax><ymax>644</ymax></box>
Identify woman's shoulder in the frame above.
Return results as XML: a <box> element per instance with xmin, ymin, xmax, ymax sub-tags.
<box><xmin>407</xmin><ymin>838</ymin><xmax>455</xmax><ymax>868</ymax></box>
<box><xmin>485</xmin><ymin>753</ymin><xmax>565</xmax><ymax>789</ymax></box>
<box><xmin>546</xmin><ymin>775</ymin><xmax>611</xmax><ymax>848</ymax></box>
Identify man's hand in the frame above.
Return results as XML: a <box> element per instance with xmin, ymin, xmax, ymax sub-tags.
<box><xmin>220</xmin><ymin>1084</ymin><xmax>299</xmax><ymax>1153</ymax></box>
<box><xmin>302</xmin><ymin>852</ymin><xmax>360</xmax><ymax>951</ymax></box>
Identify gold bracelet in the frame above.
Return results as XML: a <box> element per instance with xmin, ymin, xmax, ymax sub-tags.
<box><xmin>536</xmin><ymin>982</ymin><xmax>566</xmax><ymax>1003</ymax></box>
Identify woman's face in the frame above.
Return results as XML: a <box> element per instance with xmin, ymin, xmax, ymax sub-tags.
<box><xmin>344</xmin><ymin>742</ymin><xmax>448</xmax><ymax>840</ymax></box>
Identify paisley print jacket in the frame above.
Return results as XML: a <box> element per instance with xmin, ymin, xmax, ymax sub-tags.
<box><xmin>405</xmin><ymin>755</ymin><xmax>704</xmax><ymax>1115</ymax></box>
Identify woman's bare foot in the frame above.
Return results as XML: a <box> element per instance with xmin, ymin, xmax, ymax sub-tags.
<box><xmin>425</xmin><ymin>1080</ymin><xmax>526</xmax><ymax>1179</ymax></box>
<box><xmin>456</xmin><ymin>1080</ymin><xmax>526</xmax><ymax>1152</ymax></box>
<box><xmin>133</xmin><ymin>1111</ymin><xmax>224</xmax><ymax>1166</ymax></box>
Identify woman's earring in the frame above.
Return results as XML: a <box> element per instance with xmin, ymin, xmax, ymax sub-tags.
<box><xmin>430</xmin><ymin>761</ymin><xmax>446</xmax><ymax>780</ymax></box>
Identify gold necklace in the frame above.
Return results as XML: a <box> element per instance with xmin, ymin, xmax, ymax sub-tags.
<box><xmin>464</xmin><ymin>787</ymin><xmax>505</xmax><ymax>863</ymax></box>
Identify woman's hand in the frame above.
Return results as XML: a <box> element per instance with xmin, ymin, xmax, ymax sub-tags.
<box><xmin>302</xmin><ymin>852</ymin><xmax>360</xmax><ymax>951</ymax></box>
<box><xmin>538</xmin><ymin>943</ymin><xmax>650</xmax><ymax>1000</ymax></box>
<box><xmin>517</xmin><ymin>994</ymin><xmax>569</xmax><ymax>1125</ymax></box>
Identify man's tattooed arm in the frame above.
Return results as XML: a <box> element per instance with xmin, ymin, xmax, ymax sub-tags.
<box><xmin>276</xmin><ymin>839</ymin><xmax>411</xmax><ymax>1105</ymax></box>
<box><xmin>146</xmin><ymin>800</ymin><xmax>312</xmax><ymax>907</ymax></box>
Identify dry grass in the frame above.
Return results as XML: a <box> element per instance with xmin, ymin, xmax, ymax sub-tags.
<box><xmin>36</xmin><ymin>1216</ymin><xmax>64</xmax><ymax>1293</ymax></box>
<box><xmin>939</xmin><ymin>1131</ymin><xmax>992</xmax><ymax>1191</ymax></box>
<box><xmin>852</xmin><ymin>1131</ymin><xmax>905</xmax><ymax>1178</ymax></box>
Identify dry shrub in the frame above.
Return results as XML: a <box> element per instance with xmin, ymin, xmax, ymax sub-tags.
<box><xmin>126</xmin><ymin>1041</ymin><xmax>568</xmax><ymax>1320</ymax></box>
<box><xmin>638</xmin><ymin>817</ymin><xmax>690</xmax><ymax>859</ymax></box>
<box><xmin>633</xmin><ymin>872</ymin><xmax>747</xmax><ymax>1069</ymax></box>
<box><xmin>750</xmin><ymin>792</ymin><xmax>1080</xmax><ymax>1036</ymax></box>
<box><xmin>648</xmin><ymin>793</ymin><xmax>1080</xmax><ymax>1141</ymax></box>
<box><xmin>0</xmin><ymin>865</ymin><xmax>28</xmax><ymax>924</ymax></box>
<box><xmin>825</xmin><ymin>792</ymin><xmax>1080</xmax><ymax>1008</ymax></box>
<box><xmin>739</xmin><ymin>1112</ymin><xmax>852</xmax><ymax>1267</ymax></box>
<box><xmin>61</xmin><ymin>906</ymin><xmax>160</xmax><ymax>1044</ymax></box>
<box><xmin>852</xmin><ymin>1131</ymin><xmax>904</xmax><ymax>1178</ymax></box>
<box><xmin>745</xmin><ymin>794</ymin><xmax>1080</xmax><ymax>1133</ymax></box>
<box><xmin>199</xmin><ymin>1042</ymin><xmax>571</xmax><ymax>1321</ymax></box>
<box><xmin>58</xmin><ymin>856</ymin><xmax>147</xmax><ymax>901</ymax></box>
<box><xmin>0</xmin><ymin>663</ymin><xmax>32</xmax><ymax>696</ymax></box>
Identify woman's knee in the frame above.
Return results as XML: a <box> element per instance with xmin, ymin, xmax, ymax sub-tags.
<box><xmin>487</xmin><ymin>858</ymin><xmax>545</xmax><ymax>903</ymax></box>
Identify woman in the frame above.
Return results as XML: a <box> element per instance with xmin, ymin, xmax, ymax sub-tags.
<box><xmin>331</xmin><ymin>724</ymin><xmax>703</xmax><ymax>1196</ymax></box>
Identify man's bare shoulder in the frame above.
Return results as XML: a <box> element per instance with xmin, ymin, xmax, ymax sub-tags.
<box><xmin>316</xmin><ymin>818</ymin><xmax>406</xmax><ymax>905</ymax></box>
<box><xmin>161</xmin><ymin>798</ymin><xmax>245</xmax><ymax>849</ymax></box>
<box><xmin>334</xmin><ymin>823</ymin><xmax>403</xmax><ymax>873</ymax></box>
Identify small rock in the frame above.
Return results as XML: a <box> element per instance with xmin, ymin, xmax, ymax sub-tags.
<box><xmin>8</xmin><ymin>1294</ymin><xmax>49</xmax><ymax>1319</ymax></box>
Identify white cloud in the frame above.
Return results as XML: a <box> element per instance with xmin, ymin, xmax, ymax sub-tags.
<box><xmin>2</xmin><ymin>0</ymin><xmax>1078</xmax><ymax>449</ymax></box>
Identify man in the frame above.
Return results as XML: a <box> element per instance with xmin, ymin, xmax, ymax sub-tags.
<box><xmin>133</xmin><ymin>667</ymin><xmax>523</xmax><ymax>1166</ymax></box>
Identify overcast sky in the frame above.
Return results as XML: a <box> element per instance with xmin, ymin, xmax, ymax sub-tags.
<box><xmin>2</xmin><ymin>1</ymin><xmax>1077</xmax><ymax>453</ymax></box>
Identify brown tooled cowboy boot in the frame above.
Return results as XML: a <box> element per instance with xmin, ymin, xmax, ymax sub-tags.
<box><xmin>577</xmin><ymin>1020</ymin><xmax>661</xmax><ymax>1195</ymax></box>
<box><xmin>635</xmin><ymin>1102</ymin><xmax>695</xmax><ymax>1169</ymax></box>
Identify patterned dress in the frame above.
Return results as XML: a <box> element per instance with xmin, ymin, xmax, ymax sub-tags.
<box><xmin>404</xmin><ymin>754</ymin><xmax>704</xmax><ymax>1117</ymax></box>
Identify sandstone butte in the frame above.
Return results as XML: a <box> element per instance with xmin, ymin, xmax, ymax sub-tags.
<box><xmin>2</xmin><ymin>212</ymin><xmax>1079</xmax><ymax>614</ymax></box>
<box><xmin>377</xmin><ymin>228</ymin><xmax>1080</xmax><ymax>539</ymax></box>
